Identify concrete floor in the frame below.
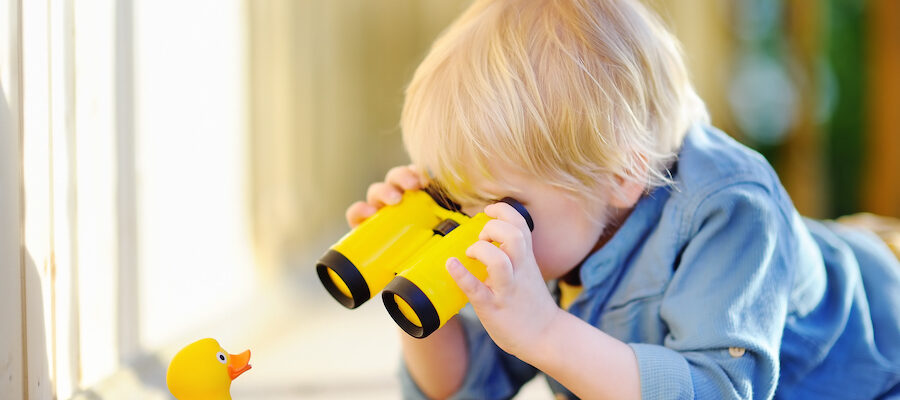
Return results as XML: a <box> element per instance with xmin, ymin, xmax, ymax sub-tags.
<box><xmin>226</xmin><ymin>266</ymin><xmax>555</xmax><ymax>400</ymax></box>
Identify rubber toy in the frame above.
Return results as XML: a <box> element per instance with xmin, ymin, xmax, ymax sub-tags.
<box><xmin>316</xmin><ymin>187</ymin><xmax>532</xmax><ymax>338</ymax></box>
<box><xmin>166</xmin><ymin>338</ymin><xmax>251</xmax><ymax>400</ymax></box>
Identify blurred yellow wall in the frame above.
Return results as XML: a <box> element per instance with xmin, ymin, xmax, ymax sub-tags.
<box><xmin>247</xmin><ymin>1</ymin><xmax>473</xmax><ymax>272</ymax></box>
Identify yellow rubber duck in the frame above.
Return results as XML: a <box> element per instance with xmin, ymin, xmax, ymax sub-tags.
<box><xmin>166</xmin><ymin>338</ymin><xmax>252</xmax><ymax>400</ymax></box>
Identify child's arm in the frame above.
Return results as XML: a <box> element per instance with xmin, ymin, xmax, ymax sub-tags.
<box><xmin>399</xmin><ymin>316</ymin><xmax>468</xmax><ymax>399</ymax></box>
<box><xmin>447</xmin><ymin>202</ymin><xmax>641</xmax><ymax>399</ymax></box>
<box><xmin>524</xmin><ymin>310</ymin><xmax>642</xmax><ymax>399</ymax></box>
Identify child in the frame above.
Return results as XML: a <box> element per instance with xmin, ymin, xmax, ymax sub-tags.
<box><xmin>344</xmin><ymin>0</ymin><xmax>900</xmax><ymax>398</ymax></box>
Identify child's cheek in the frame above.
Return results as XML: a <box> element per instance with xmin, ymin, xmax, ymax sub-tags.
<box><xmin>532</xmin><ymin>226</ymin><xmax>595</xmax><ymax>281</ymax></box>
<box><xmin>530</xmin><ymin>232</ymin><xmax>559</xmax><ymax>280</ymax></box>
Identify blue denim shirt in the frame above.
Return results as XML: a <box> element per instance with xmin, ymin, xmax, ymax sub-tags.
<box><xmin>399</xmin><ymin>124</ymin><xmax>900</xmax><ymax>399</ymax></box>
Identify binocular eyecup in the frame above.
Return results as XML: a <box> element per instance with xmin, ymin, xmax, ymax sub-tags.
<box><xmin>316</xmin><ymin>249</ymin><xmax>370</xmax><ymax>309</ymax></box>
<box><xmin>382</xmin><ymin>277</ymin><xmax>441</xmax><ymax>338</ymax></box>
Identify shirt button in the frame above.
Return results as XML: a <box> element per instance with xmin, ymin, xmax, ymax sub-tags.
<box><xmin>729</xmin><ymin>347</ymin><xmax>746</xmax><ymax>358</ymax></box>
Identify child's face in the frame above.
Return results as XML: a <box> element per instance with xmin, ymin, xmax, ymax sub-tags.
<box><xmin>457</xmin><ymin>164</ymin><xmax>613</xmax><ymax>281</ymax></box>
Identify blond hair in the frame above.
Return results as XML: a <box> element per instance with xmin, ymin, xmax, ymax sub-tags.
<box><xmin>401</xmin><ymin>0</ymin><xmax>708</xmax><ymax>209</ymax></box>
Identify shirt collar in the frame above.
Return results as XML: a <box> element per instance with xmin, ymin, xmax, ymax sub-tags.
<box><xmin>577</xmin><ymin>177</ymin><xmax>674</xmax><ymax>290</ymax></box>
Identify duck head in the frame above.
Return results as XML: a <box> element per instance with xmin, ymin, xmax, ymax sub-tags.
<box><xmin>166</xmin><ymin>338</ymin><xmax>251</xmax><ymax>400</ymax></box>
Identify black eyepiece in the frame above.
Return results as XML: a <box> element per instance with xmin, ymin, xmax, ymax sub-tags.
<box><xmin>498</xmin><ymin>197</ymin><xmax>534</xmax><ymax>231</ymax></box>
<box><xmin>315</xmin><ymin>249</ymin><xmax>371</xmax><ymax>309</ymax></box>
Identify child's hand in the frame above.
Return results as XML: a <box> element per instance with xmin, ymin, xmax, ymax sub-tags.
<box><xmin>446</xmin><ymin>201</ymin><xmax>562</xmax><ymax>359</ymax></box>
<box><xmin>345</xmin><ymin>165</ymin><xmax>428</xmax><ymax>228</ymax></box>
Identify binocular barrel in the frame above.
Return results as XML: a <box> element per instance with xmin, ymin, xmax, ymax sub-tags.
<box><xmin>316</xmin><ymin>189</ymin><xmax>533</xmax><ymax>338</ymax></box>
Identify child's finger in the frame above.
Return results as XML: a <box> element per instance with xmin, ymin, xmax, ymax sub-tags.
<box><xmin>465</xmin><ymin>240</ymin><xmax>514</xmax><ymax>292</ymax></box>
<box><xmin>478</xmin><ymin>219</ymin><xmax>528</xmax><ymax>265</ymax></box>
<box><xmin>346</xmin><ymin>201</ymin><xmax>377</xmax><ymax>228</ymax></box>
<box><xmin>446</xmin><ymin>257</ymin><xmax>492</xmax><ymax>306</ymax></box>
<box><xmin>406</xmin><ymin>164</ymin><xmax>430</xmax><ymax>187</ymax></box>
<box><xmin>484</xmin><ymin>202</ymin><xmax>532</xmax><ymax>243</ymax></box>
<box><xmin>366</xmin><ymin>182</ymin><xmax>403</xmax><ymax>207</ymax></box>
<box><xmin>385</xmin><ymin>166</ymin><xmax>423</xmax><ymax>191</ymax></box>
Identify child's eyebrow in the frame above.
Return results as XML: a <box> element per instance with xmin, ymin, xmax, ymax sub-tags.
<box><xmin>478</xmin><ymin>184</ymin><xmax>524</xmax><ymax>200</ymax></box>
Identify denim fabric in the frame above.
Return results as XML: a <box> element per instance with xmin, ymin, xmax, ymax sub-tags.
<box><xmin>399</xmin><ymin>125</ymin><xmax>900</xmax><ymax>399</ymax></box>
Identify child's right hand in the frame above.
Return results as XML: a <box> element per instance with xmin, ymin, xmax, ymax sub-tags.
<box><xmin>345</xmin><ymin>165</ymin><xmax>428</xmax><ymax>228</ymax></box>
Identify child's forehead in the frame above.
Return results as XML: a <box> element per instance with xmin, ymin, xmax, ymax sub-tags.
<box><xmin>442</xmin><ymin>161</ymin><xmax>530</xmax><ymax>199</ymax></box>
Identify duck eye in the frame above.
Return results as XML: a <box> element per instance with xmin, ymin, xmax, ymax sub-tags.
<box><xmin>216</xmin><ymin>351</ymin><xmax>227</xmax><ymax>364</ymax></box>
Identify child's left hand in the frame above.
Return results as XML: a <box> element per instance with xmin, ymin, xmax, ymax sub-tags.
<box><xmin>446</xmin><ymin>202</ymin><xmax>562</xmax><ymax>359</ymax></box>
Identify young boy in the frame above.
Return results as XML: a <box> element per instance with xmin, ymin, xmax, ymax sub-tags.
<box><xmin>345</xmin><ymin>0</ymin><xmax>900</xmax><ymax>398</ymax></box>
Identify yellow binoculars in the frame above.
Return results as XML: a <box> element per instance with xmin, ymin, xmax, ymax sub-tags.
<box><xmin>316</xmin><ymin>187</ymin><xmax>533</xmax><ymax>338</ymax></box>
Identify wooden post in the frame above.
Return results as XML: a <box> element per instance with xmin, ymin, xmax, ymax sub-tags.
<box><xmin>863</xmin><ymin>0</ymin><xmax>900</xmax><ymax>217</ymax></box>
<box><xmin>781</xmin><ymin>0</ymin><xmax>826</xmax><ymax>217</ymax></box>
<box><xmin>0</xmin><ymin>0</ymin><xmax>26</xmax><ymax>397</ymax></box>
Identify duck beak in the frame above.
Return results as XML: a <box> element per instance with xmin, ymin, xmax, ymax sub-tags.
<box><xmin>227</xmin><ymin>350</ymin><xmax>252</xmax><ymax>380</ymax></box>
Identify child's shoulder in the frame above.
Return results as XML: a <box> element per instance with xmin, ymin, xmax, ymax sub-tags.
<box><xmin>674</xmin><ymin>124</ymin><xmax>782</xmax><ymax>196</ymax></box>
<box><xmin>666</xmin><ymin>124</ymin><xmax>795</xmax><ymax>234</ymax></box>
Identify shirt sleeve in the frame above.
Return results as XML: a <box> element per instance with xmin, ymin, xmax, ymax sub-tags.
<box><xmin>629</xmin><ymin>182</ymin><xmax>793</xmax><ymax>400</ymax></box>
<box><xmin>398</xmin><ymin>305</ymin><xmax>538</xmax><ymax>400</ymax></box>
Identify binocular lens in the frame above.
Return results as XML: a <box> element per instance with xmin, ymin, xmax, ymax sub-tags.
<box><xmin>327</xmin><ymin>268</ymin><xmax>352</xmax><ymax>299</ymax></box>
<box><xmin>393</xmin><ymin>295</ymin><xmax>422</xmax><ymax>327</ymax></box>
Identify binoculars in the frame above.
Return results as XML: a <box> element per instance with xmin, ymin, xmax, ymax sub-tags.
<box><xmin>316</xmin><ymin>187</ymin><xmax>533</xmax><ymax>338</ymax></box>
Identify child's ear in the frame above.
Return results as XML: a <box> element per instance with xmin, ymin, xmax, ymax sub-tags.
<box><xmin>609</xmin><ymin>175</ymin><xmax>645</xmax><ymax>209</ymax></box>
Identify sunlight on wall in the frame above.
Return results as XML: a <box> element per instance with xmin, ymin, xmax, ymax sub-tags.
<box><xmin>12</xmin><ymin>0</ymin><xmax>255</xmax><ymax>392</ymax></box>
<box><xmin>132</xmin><ymin>0</ymin><xmax>254</xmax><ymax>350</ymax></box>
<box><xmin>73</xmin><ymin>0</ymin><xmax>119</xmax><ymax>387</ymax></box>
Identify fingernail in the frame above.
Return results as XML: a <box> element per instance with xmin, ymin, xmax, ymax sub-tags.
<box><xmin>446</xmin><ymin>258</ymin><xmax>460</xmax><ymax>273</ymax></box>
<box><xmin>388</xmin><ymin>192</ymin><xmax>402</xmax><ymax>204</ymax></box>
